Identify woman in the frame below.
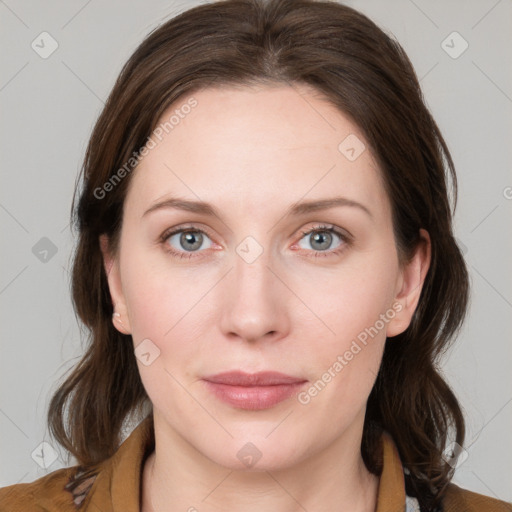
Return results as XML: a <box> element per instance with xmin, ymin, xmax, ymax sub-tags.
<box><xmin>1</xmin><ymin>0</ymin><xmax>510</xmax><ymax>510</ymax></box>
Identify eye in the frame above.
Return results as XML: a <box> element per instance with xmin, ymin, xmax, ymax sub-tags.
<box><xmin>159</xmin><ymin>223</ymin><xmax>351</xmax><ymax>260</ymax></box>
<box><xmin>295</xmin><ymin>224</ymin><xmax>350</xmax><ymax>258</ymax></box>
<box><xmin>160</xmin><ymin>226</ymin><xmax>214</xmax><ymax>259</ymax></box>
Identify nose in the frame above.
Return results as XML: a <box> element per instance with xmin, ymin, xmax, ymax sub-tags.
<box><xmin>219</xmin><ymin>244</ymin><xmax>290</xmax><ymax>344</ymax></box>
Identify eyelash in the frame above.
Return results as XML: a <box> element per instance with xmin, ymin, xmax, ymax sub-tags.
<box><xmin>158</xmin><ymin>224</ymin><xmax>352</xmax><ymax>260</ymax></box>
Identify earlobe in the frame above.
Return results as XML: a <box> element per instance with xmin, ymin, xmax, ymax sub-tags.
<box><xmin>386</xmin><ymin>229</ymin><xmax>431</xmax><ymax>338</ymax></box>
<box><xmin>99</xmin><ymin>234</ymin><xmax>132</xmax><ymax>335</ymax></box>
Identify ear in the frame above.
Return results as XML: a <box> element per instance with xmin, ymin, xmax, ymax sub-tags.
<box><xmin>99</xmin><ymin>234</ymin><xmax>132</xmax><ymax>335</ymax></box>
<box><xmin>386</xmin><ymin>228</ymin><xmax>431</xmax><ymax>338</ymax></box>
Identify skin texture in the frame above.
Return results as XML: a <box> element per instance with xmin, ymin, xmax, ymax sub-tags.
<box><xmin>100</xmin><ymin>84</ymin><xmax>431</xmax><ymax>512</ymax></box>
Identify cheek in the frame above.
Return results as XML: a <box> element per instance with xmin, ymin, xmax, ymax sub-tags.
<box><xmin>120</xmin><ymin>243</ymin><xmax>203</xmax><ymax>337</ymax></box>
<box><xmin>121</xmin><ymin>263</ymin><xmax>205</xmax><ymax>410</ymax></box>
<box><xmin>294</xmin><ymin>249</ymin><xmax>398</xmax><ymax>404</ymax></box>
<box><xmin>312</xmin><ymin>252</ymin><xmax>399</xmax><ymax>345</ymax></box>
<box><xmin>119</xmin><ymin>249</ymin><xmax>216</xmax><ymax>382</ymax></box>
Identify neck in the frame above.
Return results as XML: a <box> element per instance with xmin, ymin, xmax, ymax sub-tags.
<box><xmin>142</xmin><ymin>411</ymin><xmax>379</xmax><ymax>512</ymax></box>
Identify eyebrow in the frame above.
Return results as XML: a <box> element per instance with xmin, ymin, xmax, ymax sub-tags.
<box><xmin>142</xmin><ymin>195</ymin><xmax>373</xmax><ymax>220</ymax></box>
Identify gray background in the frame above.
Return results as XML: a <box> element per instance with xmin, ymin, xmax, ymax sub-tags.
<box><xmin>1</xmin><ymin>0</ymin><xmax>511</xmax><ymax>502</ymax></box>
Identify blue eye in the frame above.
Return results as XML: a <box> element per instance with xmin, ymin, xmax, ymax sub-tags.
<box><xmin>161</xmin><ymin>227</ymin><xmax>213</xmax><ymax>259</ymax></box>
<box><xmin>159</xmin><ymin>223</ymin><xmax>351</xmax><ymax>260</ymax></box>
<box><xmin>296</xmin><ymin>225</ymin><xmax>350</xmax><ymax>258</ymax></box>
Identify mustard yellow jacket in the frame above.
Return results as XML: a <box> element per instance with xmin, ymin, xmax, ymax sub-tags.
<box><xmin>0</xmin><ymin>416</ymin><xmax>510</xmax><ymax>511</ymax></box>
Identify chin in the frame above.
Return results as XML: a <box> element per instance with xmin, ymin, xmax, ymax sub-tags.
<box><xmin>197</xmin><ymin>435</ymin><xmax>310</xmax><ymax>473</ymax></box>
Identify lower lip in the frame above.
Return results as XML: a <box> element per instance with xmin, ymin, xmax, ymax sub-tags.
<box><xmin>203</xmin><ymin>381</ymin><xmax>307</xmax><ymax>410</ymax></box>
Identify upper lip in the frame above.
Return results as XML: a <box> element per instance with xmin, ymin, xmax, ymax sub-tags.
<box><xmin>203</xmin><ymin>371</ymin><xmax>307</xmax><ymax>386</ymax></box>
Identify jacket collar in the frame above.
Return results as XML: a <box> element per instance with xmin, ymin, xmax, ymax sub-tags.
<box><xmin>86</xmin><ymin>415</ymin><xmax>406</xmax><ymax>511</ymax></box>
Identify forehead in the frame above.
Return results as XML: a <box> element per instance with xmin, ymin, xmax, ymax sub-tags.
<box><xmin>126</xmin><ymin>84</ymin><xmax>387</xmax><ymax>218</ymax></box>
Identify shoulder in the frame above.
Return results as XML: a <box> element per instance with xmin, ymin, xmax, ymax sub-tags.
<box><xmin>0</xmin><ymin>415</ymin><xmax>154</xmax><ymax>512</ymax></box>
<box><xmin>442</xmin><ymin>482</ymin><xmax>512</xmax><ymax>511</ymax></box>
<box><xmin>0</xmin><ymin>465</ymin><xmax>97</xmax><ymax>512</ymax></box>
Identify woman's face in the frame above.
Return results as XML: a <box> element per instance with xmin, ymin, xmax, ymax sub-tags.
<box><xmin>102</xmin><ymin>84</ymin><xmax>429</xmax><ymax>470</ymax></box>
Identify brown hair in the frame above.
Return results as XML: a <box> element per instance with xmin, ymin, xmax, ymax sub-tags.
<box><xmin>48</xmin><ymin>0</ymin><xmax>469</xmax><ymax>509</ymax></box>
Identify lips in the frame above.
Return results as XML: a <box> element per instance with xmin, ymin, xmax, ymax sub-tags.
<box><xmin>203</xmin><ymin>370</ymin><xmax>306</xmax><ymax>386</ymax></box>
<box><xmin>202</xmin><ymin>371</ymin><xmax>308</xmax><ymax>410</ymax></box>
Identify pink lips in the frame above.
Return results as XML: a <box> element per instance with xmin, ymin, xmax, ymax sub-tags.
<box><xmin>202</xmin><ymin>371</ymin><xmax>308</xmax><ymax>410</ymax></box>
